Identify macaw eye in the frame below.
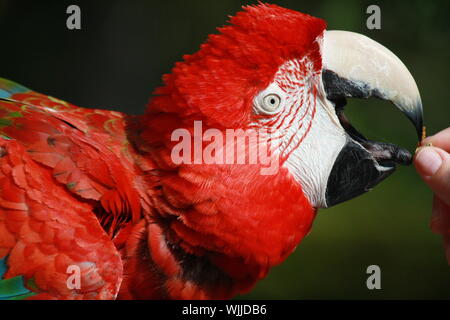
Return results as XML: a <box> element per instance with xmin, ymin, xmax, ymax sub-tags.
<box><xmin>261</xmin><ymin>94</ymin><xmax>281</xmax><ymax>113</ymax></box>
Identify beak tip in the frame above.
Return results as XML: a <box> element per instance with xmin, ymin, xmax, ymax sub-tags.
<box><xmin>398</xmin><ymin>99</ymin><xmax>423</xmax><ymax>142</ymax></box>
<box><xmin>411</xmin><ymin>100</ymin><xmax>424</xmax><ymax>141</ymax></box>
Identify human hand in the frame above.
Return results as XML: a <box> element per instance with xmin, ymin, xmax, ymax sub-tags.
<box><xmin>414</xmin><ymin>127</ymin><xmax>450</xmax><ymax>264</ymax></box>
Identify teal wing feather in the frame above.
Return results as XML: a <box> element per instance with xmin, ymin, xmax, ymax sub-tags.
<box><xmin>0</xmin><ymin>78</ymin><xmax>30</xmax><ymax>100</ymax></box>
<box><xmin>0</xmin><ymin>256</ymin><xmax>37</xmax><ymax>300</ymax></box>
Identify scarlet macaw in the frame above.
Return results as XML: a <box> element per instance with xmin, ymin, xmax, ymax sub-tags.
<box><xmin>0</xmin><ymin>4</ymin><xmax>423</xmax><ymax>299</ymax></box>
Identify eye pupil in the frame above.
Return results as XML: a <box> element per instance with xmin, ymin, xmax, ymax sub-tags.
<box><xmin>257</xmin><ymin>93</ymin><xmax>282</xmax><ymax>114</ymax></box>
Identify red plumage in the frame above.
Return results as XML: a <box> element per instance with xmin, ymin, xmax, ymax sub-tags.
<box><xmin>0</xmin><ymin>4</ymin><xmax>325</xmax><ymax>299</ymax></box>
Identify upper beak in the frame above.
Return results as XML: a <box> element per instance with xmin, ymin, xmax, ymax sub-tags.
<box><xmin>321</xmin><ymin>30</ymin><xmax>424</xmax><ymax>207</ymax></box>
<box><xmin>321</xmin><ymin>30</ymin><xmax>423</xmax><ymax>140</ymax></box>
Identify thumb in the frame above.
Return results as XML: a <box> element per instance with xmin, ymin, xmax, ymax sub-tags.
<box><xmin>414</xmin><ymin>146</ymin><xmax>450</xmax><ymax>205</ymax></box>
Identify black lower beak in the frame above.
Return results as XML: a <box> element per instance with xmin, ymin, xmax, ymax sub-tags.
<box><xmin>324</xmin><ymin>108</ymin><xmax>413</xmax><ymax>207</ymax></box>
<box><xmin>325</xmin><ymin>137</ymin><xmax>412</xmax><ymax>207</ymax></box>
<box><xmin>324</xmin><ymin>106</ymin><xmax>413</xmax><ymax>208</ymax></box>
<box><xmin>325</xmin><ymin>139</ymin><xmax>392</xmax><ymax>207</ymax></box>
<box><xmin>322</xmin><ymin>67</ymin><xmax>420</xmax><ymax>207</ymax></box>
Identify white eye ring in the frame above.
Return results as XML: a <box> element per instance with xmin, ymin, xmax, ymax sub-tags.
<box><xmin>260</xmin><ymin>94</ymin><xmax>282</xmax><ymax>114</ymax></box>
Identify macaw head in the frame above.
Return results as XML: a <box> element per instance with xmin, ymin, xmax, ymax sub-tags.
<box><xmin>138</xmin><ymin>3</ymin><xmax>423</xmax><ymax>297</ymax></box>
<box><xmin>148</xmin><ymin>3</ymin><xmax>422</xmax><ymax>208</ymax></box>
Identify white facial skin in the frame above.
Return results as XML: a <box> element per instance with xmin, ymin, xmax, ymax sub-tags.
<box><xmin>252</xmin><ymin>30</ymin><xmax>422</xmax><ymax>208</ymax></box>
<box><xmin>253</xmin><ymin>55</ymin><xmax>347</xmax><ymax>208</ymax></box>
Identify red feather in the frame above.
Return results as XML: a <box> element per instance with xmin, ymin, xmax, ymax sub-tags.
<box><xmin>0</xmin><ymin>4</ymin><xmax>325</xmax><ymax>299</ymax></box>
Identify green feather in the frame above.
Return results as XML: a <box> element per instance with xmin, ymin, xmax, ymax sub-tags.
<box><xmin>0</xmin><ymin>118</ymin><xmax>12</xmax><ymax>127</ymax></box>
<box><xmin>0</xmin><ymin>276</ymin><xmax>36</xmax><ymax>299</ymax></box>
<box><xmin>0</xmin><ymin>257</ymin><xmax>37</xmax><ymax>300</ymax></box>
<box><xmin>7</xmin><ymin>292</ymin><xmax>38</xmax><ymax>300</ymax></box>
<box><xmin>7</xmin><ymin>111</ymin><xmax>23</xmax><ymax>118</ymax></box>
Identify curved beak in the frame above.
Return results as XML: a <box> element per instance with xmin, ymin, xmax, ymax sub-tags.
<box><xmin>321</xmin><ymin>30</ymin><xmax>424</xmax><ymax>207</ymax></box>
<box><xmin>322</xmin><ymin>30</ymin><xmax>423</xmax><ymax>139</ymax></box>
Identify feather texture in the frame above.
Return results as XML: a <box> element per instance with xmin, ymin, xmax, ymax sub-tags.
<box><xmin>0</xmin><ymin>4</ymin><xmax>326</xmax><ymax>299</ymax></box>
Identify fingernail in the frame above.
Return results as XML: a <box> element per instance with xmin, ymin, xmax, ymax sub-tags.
<box><xmin>415</xmin><ymin>147</ymin><xmax>442</xmax><ymax>176</ymax></box>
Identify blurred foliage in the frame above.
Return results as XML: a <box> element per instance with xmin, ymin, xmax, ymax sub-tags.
<box><xmin>0</xmin><ymin>0</ymin><xmax>449</xmax><ymax>299</ymax></box>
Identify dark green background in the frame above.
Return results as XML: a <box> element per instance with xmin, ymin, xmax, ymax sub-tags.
<box><xmin>0</xmin><ymin>0</ymin><xmax>448</xmax><ymax>299</ymax></box>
